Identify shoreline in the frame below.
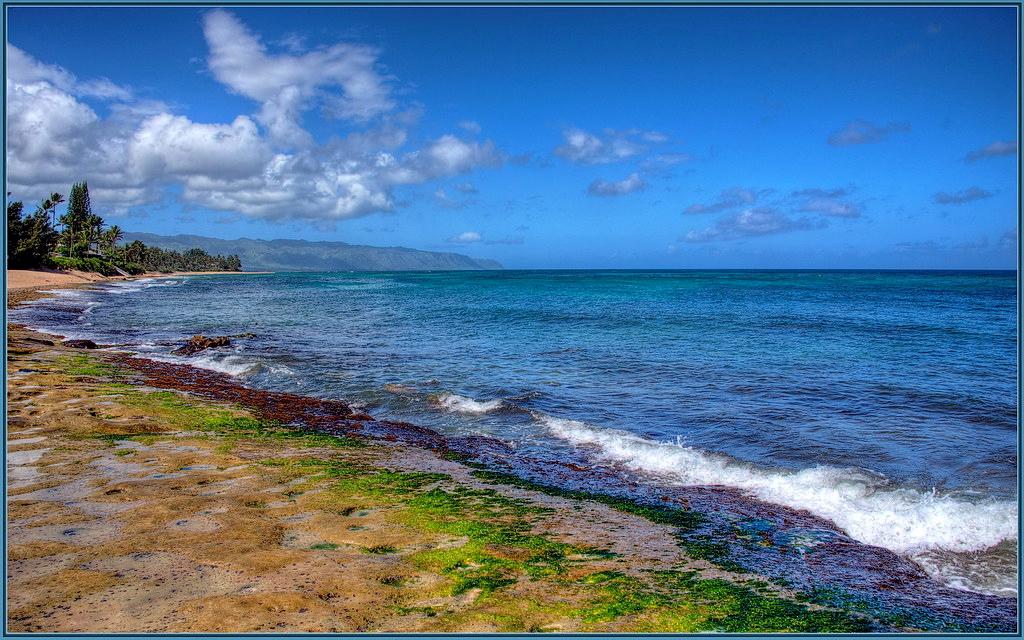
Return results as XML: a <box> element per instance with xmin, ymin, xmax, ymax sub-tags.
<box><xmin>5</xmin><ymin>268</ymin><xmax>271</xmax><ymax>292</ymax></box>
<box><xmin>5</xmin><ymin>283</ymin><xmax>1017</xmax><ymax>633</ymax></box>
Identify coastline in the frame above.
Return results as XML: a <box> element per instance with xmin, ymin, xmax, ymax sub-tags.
<box><xmin>4</xmin><ymin>282</ymin><xmax>1017</xmax><ymax>633</ymax></box>
<box><xmin>6</xmin><ymin>268</ymin><xmax>272</xmax><ymax>291</ymax></box>
<box><xmin>5</xmin><ymin>268</ymin><xmax>271</xmax><ymax>307</ymax></box>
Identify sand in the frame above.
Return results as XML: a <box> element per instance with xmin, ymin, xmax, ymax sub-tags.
<box><xmin>6</xmin><ymin>269</ymin><xmax>271</xmax><ymax>293</ymax></box>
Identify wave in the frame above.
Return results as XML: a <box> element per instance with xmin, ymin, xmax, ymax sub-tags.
<box><xmin>148</xmin><ymin>352</ymin><xmax>295</xmax><ymax>379</ymax></box>
<box><xmin>103</xmin><ymin>278</ymin><xmax>182</xmax><ymax>295</ymax></box>
<box><xmin>535</xmin><ymin>413</ymin><xmax>1017</xmax><ymax>594</ymax></box>
<box><xmin>436</xmin><ymin>393</ymin><xmax>504</xmax><ymax>414</ymax></box>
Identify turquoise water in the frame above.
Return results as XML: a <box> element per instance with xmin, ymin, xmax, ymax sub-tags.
<box><xmin>15</xmin><ymin>269</ymin><xmax>1018</xmax><ymax>596</ymax></box>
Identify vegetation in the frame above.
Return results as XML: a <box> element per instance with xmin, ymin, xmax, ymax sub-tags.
<box><xmin>6</xmin><ymin>181</ymin><xmax>242</xmax><ymax>273</ymax></box>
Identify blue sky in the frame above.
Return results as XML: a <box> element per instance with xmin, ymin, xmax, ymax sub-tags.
<box><xmin>5</xmin><ymin>6</ymin><xmax>1018</xmax><ymax>268</ymax></box>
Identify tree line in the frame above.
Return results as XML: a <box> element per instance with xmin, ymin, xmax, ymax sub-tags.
<box><xmin>7</xmin><ymin>181</ymin><xmax>242</xmax><ymax>274</ymax></box>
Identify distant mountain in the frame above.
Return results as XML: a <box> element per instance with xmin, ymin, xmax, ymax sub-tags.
<box><xmin>123</xmin><ymin>232</ymin><xmax>503</xmax><ymax>272</ymax></box>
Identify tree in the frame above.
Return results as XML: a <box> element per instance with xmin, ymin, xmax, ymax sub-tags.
<box><xmin>125</xmin><ymin>240</ymin><xmax>146</xmax><ymax>265</ymax></box>
<box><xmin>61</xmin><ymin>182</ymin><xmax>92</xmax><ymax>257</ymax></box>
<box><xmin>102</xmin><ymin>225</ymin><xmax>123</xmax><ymax>257</ymax></box>
<box><xmin>7</xmin><ymin>200</ymin><xmax>57</xmax><ymax>268</ymax></box>
<box><xmin>7</xmin><ymin>201</ymin><xmax>25</xmax><ymax>267</ymax></box>
<box><xmin>48</xmin><ymin>192</ymin><xmax>64</xmax><ymax>229</ymax></box>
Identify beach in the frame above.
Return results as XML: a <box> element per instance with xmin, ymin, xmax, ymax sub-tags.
<box><xmin>5</xmin><ymin>273</ymin><xmax>1017</xmax><ymax>633</ymax></box>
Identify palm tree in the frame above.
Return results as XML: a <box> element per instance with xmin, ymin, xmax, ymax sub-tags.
<box><xmin>103</xmin><ymin>225</ymin><xmax>123</xmax><ymax>257</ymax></box>
<box><xmin>48</xmin><ymin>192</ymin><xmax>64</xmax><ymax>230</ymax></box>
<box><xmin>84</xmin><ymin>214</ymin><xmax>104</xmax><ymax>253</ymax></box>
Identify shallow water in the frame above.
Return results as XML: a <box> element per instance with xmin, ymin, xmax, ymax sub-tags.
<box><xmin>12</xmin><ymin>269</ymin><xmax>1018</xmax><ymax>596</ymax></box>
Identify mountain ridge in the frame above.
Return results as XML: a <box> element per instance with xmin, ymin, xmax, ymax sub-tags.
<box><xmin>123</xmin><ymin>232</ymin><xmax>503</xmax><ymax>272</ymax></box>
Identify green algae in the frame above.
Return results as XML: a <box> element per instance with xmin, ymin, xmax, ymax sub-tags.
<box><xmin>469</xmin><ymin>469</ymin><xmax>754</xmax><ymax>573</ymax></box>
<box><xmin>798</xmin><ymin>585</ymin><xmax>966</xmax><ymax>632</ymax></box>
<box><xmin>56</xmin><ymin>354</ymin><xmax>122</xmax><ymax>378</ymax></box>
<box><xmin>470</xmin><ymin>469</ymin><xmax>703</xmax><ymax>530</ymax></box>
<box><xmin>572</xmin><ymin>569</ymin><xmax>873</xmax><ymax>633</ymax></box>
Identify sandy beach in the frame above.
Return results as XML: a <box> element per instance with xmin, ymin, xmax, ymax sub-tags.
<box><xmin>4</xmin><ymin>283</ymin><xmax>884</xmax><ymax>633</ymax></box>
<box><xmin>6</xmin><ymin>269</ymin><xmax>270</xmax><ymax>292</ymax></box>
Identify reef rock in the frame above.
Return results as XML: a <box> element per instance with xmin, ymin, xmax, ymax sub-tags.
<box><xmin>172</xmin><ymin>335</ymin><xmax>232</xmax><ymax>356</ymax></box>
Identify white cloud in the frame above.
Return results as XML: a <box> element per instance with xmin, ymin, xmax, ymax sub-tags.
<box><xmin>5</xmin><ymin>21</ymin><xmax>503</xmax><ymax>223</ymax></box>
<box><xmin>685</xmin><ymin>208</ymin><xmax>815</xmax><ymax>242</ymax></box>
<box><xmin>554</xmin><ymin>127</ymin><xmax>665</xmax><ymax>164</ymax></box>
<box><xmin>588</xmin><ymin>172</ymin><xmax>646</xmax><ymax>197</ymax></box>
<box><xmin>129</xmin><ymin>113</ymin><xmax>270</xmax><ymax>180</ymax></box>
<box><xmin>202</xmin><ymin>9</ymin><xmax>395</xmax><ymax>147</ymax></box>
<box><xmin>6</xmin><ymin>43</ymin><xmax>132</xmax><ymax>101</ymax></box>
<box><xmin>965</xmin><ymin>140</ymin><xmax>1017</xmax><ymax>163</ymax></box>
<box><xmin>685</xmin><ymin>187</ymin><xmax>763</xmax><ymax>214</ymax></box>
<box><xmin>933</xmin><ymin>186</ymin><xmax>993</xmax><ymax>205</ymax></box>
<box><xmin>448</xmin><ymin>231</ymin><xmax>482</xmax><ymax>243</ymax></box>
<box><xmin>458</xmin><ymin>120</ymin><xmax>482</xmax><ymax>134</ymax></box>
<box><xmin>827</xmin><ymin>119</ymin><xmax>910</xmax><ymax>146</ymax></box>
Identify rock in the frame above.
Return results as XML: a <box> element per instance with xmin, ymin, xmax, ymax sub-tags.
<box><xmin>230</xmin><ymin>332</ymin><xmax>257</xmax><ymax>339</ymax></box>
<box><xmin>171</xmin><ymin>335</ymin><xmax>232</xmax><ymax>356</ymax></box>
<box><xmin>63</xmin><ymin>339</ymin><xmax>98</xmax><ymax>349</ymax></box>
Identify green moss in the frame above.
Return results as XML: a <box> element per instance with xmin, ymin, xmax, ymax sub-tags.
<box><xmin>468</xmin><ymin>470</ymin><xmax>755</xmax><ymax>572</ymax></box>
<box><xmin>310</xmin><ymin>542</ymin><xmax>340</xmax><ymax>551</ymax></box>
<box><xmin>470</xmin><ymin>470</ymin><xmax>703</xmax><ymax>530</ymax></box>
<box><xmin>801</xmin><ymin>585</ymin><xmax>963</xmax><ymax>632</ymax></box>
<box><xmin>112</xmin><ymin>389</ymin><xmax>364</xmax><ymax>449</ymax></box>
<box><xmin>571</xmin><ymin>569</ymin><xmax>872</xmax><ymax>633</ymax></box>
<box><xmin>363</xmin><ymin>544</ymin><xmax>398</xmax><ymax>554</ymax></box>
<box><xmin>55</xmin><ymin>354</ymin><xmax>121</xmax><ymax>378</ymax></box>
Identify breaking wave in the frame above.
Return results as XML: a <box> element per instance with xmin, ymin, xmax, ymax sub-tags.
<box><xmin>436</xmin><ymin>393</ymin><xmax>504</xmax><ymax>414</ymax></box>
<box><xmin>535</xmin><ymin>412</ymin><xmax>1018</xmax><ymax>595</ymax></box>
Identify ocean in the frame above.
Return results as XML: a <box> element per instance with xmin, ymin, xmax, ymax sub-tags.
<box><xmin>12</xmin><ymin>269</ymin><xmax>1018</xmax><ymax>599</ymax></box>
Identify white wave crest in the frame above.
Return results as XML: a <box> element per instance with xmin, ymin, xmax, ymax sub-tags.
<box><xmin>104</xmin><ymin>278</ymin><xmax>181</xmax><ymax>295</ymax></box>
<box><xmin>437</xmin><ymin>393</ymin><xmax>504</xmax><ymax>414</ymax></box>
<box><xmin>148</xmin><ymin>353</ymin><xmax>294</xmax><ymax>378</ymax></box>
<box><xmin>536</xmin><ymin>414</ymin><xmax>1018</xmax><ymax>560</ymax></box>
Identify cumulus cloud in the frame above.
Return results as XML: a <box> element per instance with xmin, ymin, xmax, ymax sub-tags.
<box><xmin>5</xmin><ymin>17</ymin><xmax>504</xmax><ymax>222</ymax></box>
<box><xmin>448</xmin><ymin>231</ymin><xmax>482</xmax><ymax>243</ymax></box>
<box><xmin>684</xmin><ymin>208</ymin><xmax>815</xmax><ymax>242</ymax></box>
<box><xmin>6</xmin><ymin>44</ymin><xmax>132</xmax><ymax>101</ymax></box>
<box><xmin>933</xmin><ymin>186</ymin><xmax>993</xmax><ymax>205</ymax></box>
<box><xmin>202</xmin><ymin>9</ymin><xmax>394</xmax><ymax>147</ymax></box>
<box><xmin>554</xmin><ymin>127</ymin><xmax>665</xmax><ymax>164</ymax></box>
<box><xmin>587</xmin><ymin>172</ymin><xmax>646</xmax><ymax>197</ymax></box>
<box><xmin>965</xmin><ymin>140</ymin><xmax>1017</xmax><ymax>163</ymax></box>
<box><xmin>685</xmin><ymin>187</ymin><xmax>763</xmax><ymax>214</ymax></box>
<box><xmin>827</xmin><ymin>119</ymin><xmax>910</xmax><ymax>146</ymax></box>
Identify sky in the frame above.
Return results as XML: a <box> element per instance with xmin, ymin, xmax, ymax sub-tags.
<box><xmin>5</xmin><ymin>6</ymin><xmax>1019</xmax><ymax>269</ymax></box>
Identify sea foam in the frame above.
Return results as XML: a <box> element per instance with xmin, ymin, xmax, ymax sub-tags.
<box><xmin>436</xmin><ymin>393</ymin><xmax>504</xmax><ymax>414</ymax></box>
<box><xmin>535</xmin><ymin>414</ymin><xmax>1018</xmax><ymax>562</ymax></box>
